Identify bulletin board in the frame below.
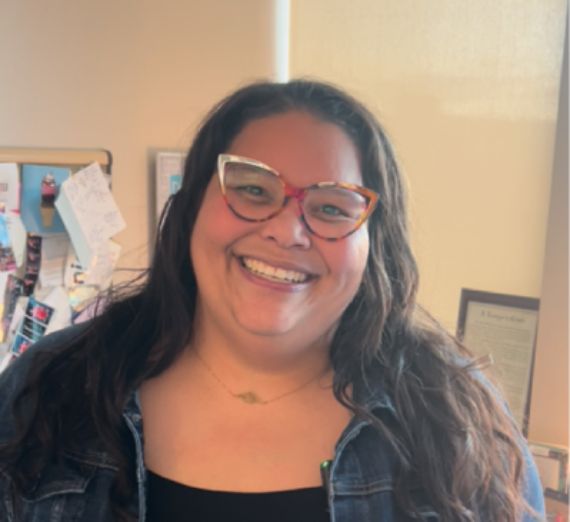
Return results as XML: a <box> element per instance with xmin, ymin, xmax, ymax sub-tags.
<box><xmin>0</xmin><ymin>147</ymin><xmax>112</xmax><ymax>174</ymax></box>
<box><xmin>0</xmin><ymin>147</ymin><xmax>123</xmax><ymax>369</ymax></box>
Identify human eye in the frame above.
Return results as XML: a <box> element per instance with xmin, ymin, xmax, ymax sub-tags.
<box><xmin>234</xmin><ymin>184</ymin><xmax>272</xmax><ymax>203</ymax></box>
<box><xmin>313</xmin><ymin>203</ymin><xmax>350</xmax><ymax>219</ymax></box>
<box><xmin>225</xmin><ymin>166</ymin><xmax>279</xmax><ymax>206</ymax></box>
<box><xmin>305</xmin><ymin>188</ymin><xmax>363</xmax><ymax>223</ymax></box>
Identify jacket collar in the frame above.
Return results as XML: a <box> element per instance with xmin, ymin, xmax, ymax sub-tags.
<box><xmin>352</xmin><ymin>369</ymin><xmax>396</xmax><ymax>414</ymax></box>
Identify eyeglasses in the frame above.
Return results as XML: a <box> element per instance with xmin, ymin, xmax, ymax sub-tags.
<box><xmin>217</xmin><ymin>154</ymin><xmax>379</xmax><ymax>240</ymax></box>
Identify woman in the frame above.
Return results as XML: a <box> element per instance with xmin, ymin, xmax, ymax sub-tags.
<box><xmin>0</xmin><ymin>80</ymin><xmax>544</xmax><ymax>521</ymax></box>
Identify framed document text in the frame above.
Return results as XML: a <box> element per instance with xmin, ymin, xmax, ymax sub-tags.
<box><xmin>456</xmin><ymin>289</ymin><xmax>540</xmax><ymax>435</ymax></box>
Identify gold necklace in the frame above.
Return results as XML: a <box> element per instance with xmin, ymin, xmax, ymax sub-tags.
<box><xmin>195</xmin><ymin>351</ymin><xmax>327</xmax><ymax>405</ymax></box>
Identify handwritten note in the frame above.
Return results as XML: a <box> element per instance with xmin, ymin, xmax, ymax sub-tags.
<box><xmin>55</xmin><ymin>163</ymin><xmax>125</xmax><ymax>268</ymax></box>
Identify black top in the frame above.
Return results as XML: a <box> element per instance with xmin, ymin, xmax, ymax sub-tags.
<box><xmin>146</xmin><ymin>470</ymin><xmax>330</xmax><ymax>522</ymax></box>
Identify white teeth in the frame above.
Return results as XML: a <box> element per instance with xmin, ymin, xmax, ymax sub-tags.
<box><xmin>241</xmin><ymin>257</ymin><xmax>309</xmax><ymax>284</ymax></box>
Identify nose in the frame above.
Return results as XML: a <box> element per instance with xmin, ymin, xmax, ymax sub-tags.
<box><xmin>259</xmin><ymin>198</ymin><xmax>311</xmax><ymax>249</ymax></box>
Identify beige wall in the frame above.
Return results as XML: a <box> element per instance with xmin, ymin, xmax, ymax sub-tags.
<box><xmin>290</xmin><ymin>0</ymin><xmax>567</xmax><ymax>444</ymax></box>
<box><xmin>0</xmin><ymin>0</ymin><xmax>278</xmax><ymax>271</ymax></box>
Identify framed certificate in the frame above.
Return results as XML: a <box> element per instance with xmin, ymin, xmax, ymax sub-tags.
<box><xmin>456</xmin><ymin>288</ymin><xmax>540</xmax><ymax>435</ymax></box>
<box><xmin>155</xmin><ymin>151</ymin><xmax>185</xmax><ymax>223</ymax></box>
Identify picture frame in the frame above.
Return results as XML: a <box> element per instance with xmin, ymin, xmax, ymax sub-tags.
<box><xmin>155</xmin><ymin>151</ymin><xmax>184</xmax><ymax>223</ymax></box>
<box><xmin>456</xmin><ymin>288</ymin><xmax>540</xmax><ymax>435</ymax></box>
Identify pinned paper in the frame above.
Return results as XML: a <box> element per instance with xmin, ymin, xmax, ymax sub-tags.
<box><xmin>55</xmin><ymin>163</ymin><xmax>125</xmax><ymax>269</ymax></box>
<box><xmin>0</xmin><ymin>271</ymin><xmax>11</xmax><ymax>309</ymax></box>
<box><xmin>6</xmin><ymin>211</ymin><xmax>27</xmax><ymax>267</ymax></box>
<box><xmin>23</xmin><ymin>235</ymin><xmax>42</xmax><ymax>296</ymax></box>
<box><xmin>11</xmin><ymin>297</ymin><xmax>54</xmax><ymax>356</ymax></box>
<box><xmin>0</xmin><ymin>208</ymin><xmax>16</xmax><ymax>271</ymax></box>
<box><xmin>38</xmin><ymin>235</ymin><xmax>70</xmax><ymax>289</ymax></box>
<box><xmin>0</xmin><ymin>271</ymin><xmax>14</xmax><ymax>341</ymax></box>
<box><xmin>42</xmin><ymin>286</ymin><xmax>72</xmax><ymax>335</ymax></box>
<box><xmin>68</xmin><ymin>285</ymin><xmax>99</xmax><ymax>314</ymax></box>
<box><xmin>5</xmin><ymin>296</ymin><xmax>27</xmax><ymax>347</ymax></box>
<box><xmin>64</xmin><ymin>240</ymin><xmax>120</xmax><ymax>290</ymax></box>
<box><xmin>64</xmin><ymin>250</ymin><xmax>86</xmax><ymax>288</ymax></box>
<box><xmin>0</xmin><ymin>163</ymin><xmax>20</xmax><ymax>212</ymax></box>
<box><xmin>1</xmin><ymin>275</ymin><xmax>24</xmax><ymax>338</ymax></box>
<box><xmin>21</xmin><ymin>165</ymin><xmax>70</xmax><ymax>235</ymax></box>
<box><xmin>84</xmin><ymin>239</ymin><xmax>121</xmax><ymax>288</ymax></box>
<box><xmin>0</xmin><ymin>352</ymin><xmax>15</xmax><ymax>374</ymax></box>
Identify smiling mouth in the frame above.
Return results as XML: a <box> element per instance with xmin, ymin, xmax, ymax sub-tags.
<box><xmin>239</xmin><ymin>256</ymin><xmax>312</xmax><ymax>284</ymax></box>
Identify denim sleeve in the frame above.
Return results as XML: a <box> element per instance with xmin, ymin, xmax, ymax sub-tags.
<box><xmin>521</xmin><ymin>440</ymin><xmax>546</xmax><ymax>521</ymax></box>
<box><xmin>0</xmin><ymin>324</ymin><xmax>88</xmax><ymax>442</ymax></box>
<box><xmin>0</xmin><ymin>339</ymin><xmax>40</xmax><ymax>442</ymax></box>
<box><xmin>461</xmin><ymin>362</ymin><xmax>546</xmax><ymax>520</ymax></box>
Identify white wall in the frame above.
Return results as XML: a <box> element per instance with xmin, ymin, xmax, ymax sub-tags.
<box><xmin>0</xmin><ymin>0</ymin><xmax>278</xmax><ymax>272</ymax></box>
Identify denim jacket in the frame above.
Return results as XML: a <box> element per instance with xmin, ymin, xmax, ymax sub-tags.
<box><xmin>0</xmin><ymin>329</ymin><xmax>545</xmax><ymax>521</ymax></box>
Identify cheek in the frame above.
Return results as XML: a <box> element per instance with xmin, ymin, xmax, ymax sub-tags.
<box><xmin>191</xmin><ymin>180</ymin><xmax>240</xmax><ymax>256</ymax></box>
<box><xmin>325</xmin><ymin>231</ymin><xmax>370</xmax><ymax>287</ymax></box>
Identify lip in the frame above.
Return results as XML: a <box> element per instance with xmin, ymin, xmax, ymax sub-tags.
<box><xmin>234</xmin><ymin>255</ymin><xmax>317</xmax><ymax>292</ymax></box>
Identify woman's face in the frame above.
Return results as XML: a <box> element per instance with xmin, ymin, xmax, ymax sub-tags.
<box><xmin>190</xmin><ymin>111</ymin><xmax>370</xmax><ymax>354</ymax></box>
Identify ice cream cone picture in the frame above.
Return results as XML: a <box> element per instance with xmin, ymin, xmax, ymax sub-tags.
<box><xmin>40</xmin><ymin>173</ymin><xmax>57</xmax><ymax>228</ymax></box>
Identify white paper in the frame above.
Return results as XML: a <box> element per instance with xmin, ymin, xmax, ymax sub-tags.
<box><xmin>64</xmin><ymin>238</ymin><xmax>120</xmax><ymax>291</ymax></box>
<box><xmin>0</xmin><ymin>271</ymin><xmax>12</xmax><ymax>306</ymax></box>
<box><xmin>6</xmin><ymin>211</ymin><xmax>27</xmax><ymax>267</ymax></box>
<box><xmin>83</xmin><ymin>239</ymin><xmax>121</xmax><ymax>288</ymax></box>
<box><xmin>5</xmin><ymin>296</ymin><xmax>27</xmax><ymax>347</ymax></box>
<box><xmin>68</xmin><ymin>285</ymin><xmax>99</xmax><ymax>313</ymax></box>
<box><xmin>0</xmin><ymin>352</ymin><xmax>13</xmax><ymax>374</ymax></box>
<box><xmin>64</xmin><ymin>249</ymin><xmax>86</xmax><ymax>288</ymax></box>
<box><xmin>43</xmin><ymin>286</ymin><xmax>72</xmax><ymax>335</ymax></box>
<box><xmin>0</xmin><ymin>163</ymin><xmax>20</xmax><ymax>212</ymax></box>
<box><xmin>38</xmin><ymin>235</ymin><xmax>70</xmax><ymax>288</ymax></box>
<box><xmin>0</xmin><ymin>270</ymin><xmax>15</xmax><ymax>342</ymax></box>
<box><xmin>55</xmin><ymin>162</ymin><xmax>126</xmax><ymax>268</ymax></box>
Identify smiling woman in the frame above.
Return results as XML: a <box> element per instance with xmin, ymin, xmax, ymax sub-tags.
<box><xmin>0</xmin><ymin>80</ymin><xmax>544</xmax><ymax>522</ymax></box>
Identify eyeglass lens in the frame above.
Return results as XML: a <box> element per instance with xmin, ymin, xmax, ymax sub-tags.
<box><xmin>223</xmin><ymin>161</ymin><xmax>370</xmax><ymax>238</ymax></box>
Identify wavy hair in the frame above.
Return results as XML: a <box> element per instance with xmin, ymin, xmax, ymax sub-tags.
<box><xmin>0</xmin><ymin>80</ymin><xmax>532</xmax><ymax>521</ymax></box>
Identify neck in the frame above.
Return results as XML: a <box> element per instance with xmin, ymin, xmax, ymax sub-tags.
<box><xmin>187</xmin><ymin>306</ymin><xmax>334</xmax><ymax>401</ymax></box>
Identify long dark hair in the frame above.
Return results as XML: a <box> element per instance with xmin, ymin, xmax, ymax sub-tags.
<box><xmin>1</xmin><ymin>80</ymin><xmax>532</xmax><ymax>521</ymax></box>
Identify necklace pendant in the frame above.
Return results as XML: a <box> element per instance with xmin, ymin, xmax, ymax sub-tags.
<box><xmin>235</xmin><ymin>391</ymin><xmax>265</xmax><ymax>405</ymax></box>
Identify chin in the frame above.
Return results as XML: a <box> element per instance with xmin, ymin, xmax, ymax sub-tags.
<box><xmin>234</xmin><ymin>314</ymin><xmax>298</xmax><ymax>338</ymax></box>
<box><xmin>232</xmin><ymin>309</ymin><xmax>336</xmax><ymax>349</ymax></box>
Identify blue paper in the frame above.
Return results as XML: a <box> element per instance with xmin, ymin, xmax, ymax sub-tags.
<box><xmin>20</xmin><ymin>164</ymin><xmax>70</xmax><ymax>235</ymax></box>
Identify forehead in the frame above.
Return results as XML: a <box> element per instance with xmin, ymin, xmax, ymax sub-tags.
<box><xmin>226</xmin><ymin>111</ymin><xmax>363</xmax><ymax>186</ymax></box>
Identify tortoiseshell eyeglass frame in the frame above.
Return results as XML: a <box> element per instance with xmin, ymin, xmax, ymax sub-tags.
<box><xmin>217</xmin><ymin>153</ymin><xmax>380</xmax><ymax>241</ymax></box>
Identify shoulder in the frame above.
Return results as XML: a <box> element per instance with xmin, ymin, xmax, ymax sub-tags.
<box><xmin>454</xmin><ymin>361</ymin><xmax>546</xmax><ymax>519</ymax></box>
<box><xmin>520</xmin><ymin>441</ymin><xmax>546</xmax><ymax>520</ymax></box>
<box><xmin>362</xmin><ymin>352</ymin><xmax>546</xmax><ymax>519</ymax></box>
<box><xmin>0</xmin><ymin>323</ymin><xmax>90</xmax><ymax>442</ymax></box>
